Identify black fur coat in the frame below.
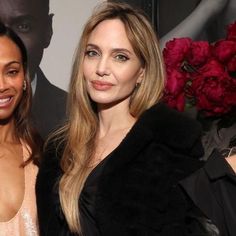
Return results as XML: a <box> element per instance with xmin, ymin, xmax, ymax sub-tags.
<box><xmin>36</xmin><ymin>103</ymin><xmax>209</xmax><ymax>236</ymax></box>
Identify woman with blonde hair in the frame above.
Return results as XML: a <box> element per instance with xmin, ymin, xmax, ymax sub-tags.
<box><xmin>36</xmin><ymin>2</ymin><xmax>207</xmax><ymax>235</ymax></box>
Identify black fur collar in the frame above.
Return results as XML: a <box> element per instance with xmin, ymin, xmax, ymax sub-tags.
<box><xmin>94</xmin><ymin>103</ymin><xmax>204</xmax><ymax>180</ymax></box>
<box><xmin>136</xmin><ymin>103</ymin><xmax>203</xmax><ymax>153</ymax></box>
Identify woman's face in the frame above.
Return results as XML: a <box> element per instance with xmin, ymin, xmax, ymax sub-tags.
<box><xmin>0</xmin><ymin>36</ymin><xmax>24</xmax><ymax>121</ymax></box>
<box><xmin>83</xmin><ymin>19</ymin><xmax>144</xmax><ymax>108</ymax></box>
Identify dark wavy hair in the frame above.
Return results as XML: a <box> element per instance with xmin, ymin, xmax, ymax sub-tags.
<box><xmin>0</xmin><ymin>22</ymin><xmax>42</xmax><ymax>166</ymax></box>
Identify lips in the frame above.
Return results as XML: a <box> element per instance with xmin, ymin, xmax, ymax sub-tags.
<box><xmin>0</xmin><ymin>96</ymin><xmax>13</xmax><ymax>107</ymax></box>
<box><xmin>91</xmin><ymin>80</ymin><xmax>114</xmax><ymax>91</ymax></box>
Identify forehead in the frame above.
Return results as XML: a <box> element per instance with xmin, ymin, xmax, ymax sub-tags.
<box><xmin>88</xmin><ymin>19</ymin><xmax>132</xmax><ymax>46</ymax></box>
<box><xmin>0</xmin><ymin>0</ymin><xmax>47</xmax><ymax>22</ymax></box>
<box><xmin>91</xmin><ymin>19</ymin><xmax>126</xmax><ymax>36</ymax></box>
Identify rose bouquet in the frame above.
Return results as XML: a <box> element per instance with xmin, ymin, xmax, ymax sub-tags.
<box><xmin>163</xmin><ymin>21</ymin><xmax>236</xmax><ymax>158</ymax></box>
<box><xmin>163</xmin><ymin>21</ymin><xmax>236</xmax><ymax>116</ymax></box>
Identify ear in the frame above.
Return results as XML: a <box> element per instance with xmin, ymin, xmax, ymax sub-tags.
<box><xmin>43</xmin><ymin>13</ymin><xmax>54</xmax><ymax>48</ymax></box>
<box><xmin>137</xmin><ymin>67</ymin><xmax>145</xmax><ymax>84</ymax></box>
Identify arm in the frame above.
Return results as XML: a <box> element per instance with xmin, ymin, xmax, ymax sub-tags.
<box><xmin>160</xmin><ymin>0</ymin><xmax>229</xmax><ymax>49</ymax></box>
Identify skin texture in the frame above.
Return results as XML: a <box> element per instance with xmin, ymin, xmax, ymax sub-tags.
<box><xmin>0</xmin><ymin>36</ymin><xmax>24</xmax><ymax>122</ymax></box>
<box><xmin>84</xmin><ymin>19</ymin><xmax>144</xmax><ymax>110</ymax></box>
<box><xmin>83</xmin><ymin>19</ymin><xmax>144</xmax><ymax>163</ymax></box>
<box><xmin>0</xmin><ymin>0</ymin><xmax>52</xmax><ymax>79</ymax></box>
<box><xmin>226</xmin><ymin>154</ymin><xmax>236</xmax><ymax>173</ymax></box>
<box><xmin>0</xmin><ymin>36</ymin><xmax>25</xmax><ymax>222</ymax></box>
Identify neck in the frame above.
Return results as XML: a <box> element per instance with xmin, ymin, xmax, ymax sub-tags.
<box><xmin>97</xmin><ymin>100</ymin><xmax>136</xmax><ymax>138</ymax></box>
<box><xmin>0</xmin><ymin>119</ymin><xmax>18</xmax><ymax>143</ymax></box>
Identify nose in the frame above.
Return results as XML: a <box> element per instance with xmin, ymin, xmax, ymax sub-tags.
<box><xmin>96</xmin><ymin>56</ymin><xmax>110</xmax><ymax>77</ymax></box>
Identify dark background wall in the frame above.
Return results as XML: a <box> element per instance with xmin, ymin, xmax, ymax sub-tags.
<box><xmin>158</xmin><ymin>0</ymin><xmax>199</xmax><ymax>37</ymax></box>
<box><xmin>109</xmin><ymin>0</ymin><xmax>199</xmax><ymax>37</ymax></box>
<box><xmin>109</xmin><ymin>0</ymin><xmax>159</xmax><ymax>33</ymax></box>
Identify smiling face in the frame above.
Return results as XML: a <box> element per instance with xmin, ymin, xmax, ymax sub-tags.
<box><xmin>83</xmin><ymin>19</ymin><xmax>144</xmax><ymax>109</ymax></box>
<box><xmin>0</xmin><ymin>36</ymin><xmax>24</xmax><ymax>122</ymax></box>
<box><xmin>0</xmin><ymin>0</ymin><xmax>52</xmax><ymax>79</ymax></box>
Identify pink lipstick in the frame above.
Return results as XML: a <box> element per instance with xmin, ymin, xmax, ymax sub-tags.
<box><xmin>91</xmin><ymin>80</ymin><xmax>113</xmax><ymax>91</ymax></box>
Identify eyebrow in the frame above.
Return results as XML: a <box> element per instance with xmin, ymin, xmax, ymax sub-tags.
<box><xmin>5</xmin><ymin>61</ymin><xmax>22</xmax><ymax>66</ymax></box>
<box><xmin>10</xmin><ymin>15</ymin><xmax>37</xmax><ymax>24</ymax></box>
<box><xmin>86</xmin><ymin>44</ymin><xmax>100</xmax><ymax>50</ymax></box>
<box><xmin>86</xmin><ymin>43</ymin><xmax>133</xmax><ymax>55</ymax></box>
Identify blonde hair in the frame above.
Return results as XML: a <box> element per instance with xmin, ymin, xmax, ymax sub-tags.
<box><xmin>58</xmin><ymin>1</ymin><xmax>166</xmax><ymax>233</ymax></box>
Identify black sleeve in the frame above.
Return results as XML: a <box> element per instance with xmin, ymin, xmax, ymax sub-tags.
<box><xmin>36</xmin><ymin>142</ymin><xmax>65</xmax><ymax>235</ymax></box>
<box><xmin>181</xmin><ymin>187</ymin><xmax>221</xmax><ymax>236</ymax></box>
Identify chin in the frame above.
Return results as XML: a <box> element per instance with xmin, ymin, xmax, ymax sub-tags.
<box><xmin>89</xmin><ymin>95</ymin><xmax>113</xmax><ymax>104</ymax></box>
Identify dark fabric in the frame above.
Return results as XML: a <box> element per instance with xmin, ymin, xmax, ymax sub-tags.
<box><xmin>36</xmin><ymin>140</ymin><xmax>77</xmax><ymax>236</ymax></box>
<box><xmin>80</xmin><ymin>155</ymin><xmax>110</xmax><ymax>236</ymax></box>
<box><xmin>181</xmin><ymin>150</ymin><xmax>236</xmax><ymax>236</ymax></box>
<box><xmin>36</xmin><ymin>103</ymin><xmax>209</xmax><ymax>235</ymax></box>
<box><xmin>32</xmin><ymin>68</ymin><xmax>67</xmax><ymax>139</ymax></box>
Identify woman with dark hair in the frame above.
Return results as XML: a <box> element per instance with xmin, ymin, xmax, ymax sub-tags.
<box><xmin>0</xmin><ymin>22</ymin><xmax>42</xmax><ymax>235</ymax></box>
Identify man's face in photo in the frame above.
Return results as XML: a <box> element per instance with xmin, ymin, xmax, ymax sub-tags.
<box><xmin>0</xmin><ymin>0</ymin><xmax>53</xmax><ymax>79</ymax></box>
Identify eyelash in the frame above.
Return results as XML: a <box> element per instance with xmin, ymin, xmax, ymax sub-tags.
<box><xmin>85</xmin><ymin>49</ymin><xmax>130</xmax><ymax>62</ymax></box>
<box><xmin>16</xmin><ymin>23</ymin><xmax>31</xmax><ymax>33</ymax></box>
<box><xmin>85</xmin><ymin>50</ymin><xmax>99</xmax><ymax>57</ymax></box>
<box><xmin>7</xmin><ymin>70</ymin><xmax>19</xmax><ymax>76</ymax></box>
<box><xmin>115</xmin><ymin>54</ymin><xmax>129</xmax><ymax>62</ymax></box>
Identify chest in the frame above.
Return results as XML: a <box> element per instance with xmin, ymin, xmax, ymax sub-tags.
<box><xmin>0</xmin><ymin>144</ymin><xmax>25</xmax><ymax>221</ymax></box>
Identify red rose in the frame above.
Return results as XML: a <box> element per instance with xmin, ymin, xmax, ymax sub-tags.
<box><xmin>187</xmin><ymin>41</ymin><xmax>212</xmax><ymax>66</ymax></box>
<box><xmin>165</xmin><ymin>69</ymin><xmax>188</xmax><ymax>95</ymax></box>
<box><xmin>224</xmin><ymin>78</ymin><xmax>236</xmax><ymax>106</ymax></box>
<box><xmin>163</xmin><ymin>22</ymin><xmax>236</xmax><ymax>117</ymax></box>
<box><xmin>191</xmin><ymin>60</ymin><xmax>233</xmax><ymax>116</ymax></box>
<box><xmin>197</xmin><ymin>59</ymin><xmax>225</xmax><ymax>78</ymax></box>
<box><xmin>213</xmin><ymin>39</ymin><xmax>236</xmax><ymax>63</ymax></box>
<box><xmin>227</xmin><ymin>56</ymin><xmax>236</xmax><ymax>72</ymax></box>
<box><xmin>193</xmin><ymin>79</ymin><xmax>232</xmax><ymax>116</ymax></box>
<box><xmin>227</xmin><ymin>21</ymin><xmax>236</xmax><ymax>41</ymax></box>
<box><xmin>163</xmin><ymin>38</ymin><xmax>192</xmax><ymax>67</ymax></box>
<box><xmin>163</xmin><ymin>67</ymin><xmax>193</xmax><ymax>112</ymax></box>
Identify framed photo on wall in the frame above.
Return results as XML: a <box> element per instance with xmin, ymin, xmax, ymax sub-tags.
<box><xmin>108</xmin><ymin>0</ymin><xmax>160</xmax><ymax>34</ymax></box>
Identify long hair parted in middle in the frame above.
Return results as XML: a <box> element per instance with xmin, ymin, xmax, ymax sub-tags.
<box><xmin>0</xmin><ymin>22</ymin><xmax>42</xmax><ymax>166</ymax></box>
<box><xmin>58</xmin><ymin>2</ymin><xmax>166</xmax><ymax>233</ymax></box>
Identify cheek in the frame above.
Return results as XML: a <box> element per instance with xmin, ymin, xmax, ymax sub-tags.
<box><xmin>17</xmin><ymin>36</ymin><xmax>35</xmax><ymax>58</ymax></box>
<box><xmin>83</xmin><ymin>60</ymin><xmax>95</xmax><ymax>81</ymax></box>
<box><xmin>22</xmin><ymin>37</ymin><xmax>45</xmax><ymax>75</ymax></box>
<box><xmin>83</xmin><ymin>63</ymin><xmax>90</xmax><ymax>80</ymax></box>
<box><xmin>14</xmin><ymin>74</ymin><xmax>25</xmax><ymax>91</ymax></box>
<box><xmin>16</xmin><ymin>84</ymin><xmax>24</xmax><ymax>96</ymax></box>
<box><xmin>117</xmin><ymin>68</ymin><xmax>141</xmax><ymax>88</ymax></box>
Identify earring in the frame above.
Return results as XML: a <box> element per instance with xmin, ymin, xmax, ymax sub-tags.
<box><xmin>135</xmin><ymin>82</ymin><xmax>140</xmax><ymax>89</ymax></box>
<box><xmin>23</xmin><ymin>80</ymin><xmax>27</xmax><ymax>91</ymax></box>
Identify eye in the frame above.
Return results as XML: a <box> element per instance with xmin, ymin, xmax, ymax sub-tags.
<box><xmin>85</xmin><ymin>50</ymin><xmax>99</xmax><ymax>57</ymax></box>
<box><xmin>15</xmin><ymin>22</ymin><xmax>31</xmax><ymax>33</ymax></box>
<box><xmin>115</xmin><ymin>54</ymin><xmax>129</xmax><ymax>62</ymax></box>
<box><xmin>6</xmin><ymin>69</ymin><xmax>19</xmax><ymax>77</ymax></box>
